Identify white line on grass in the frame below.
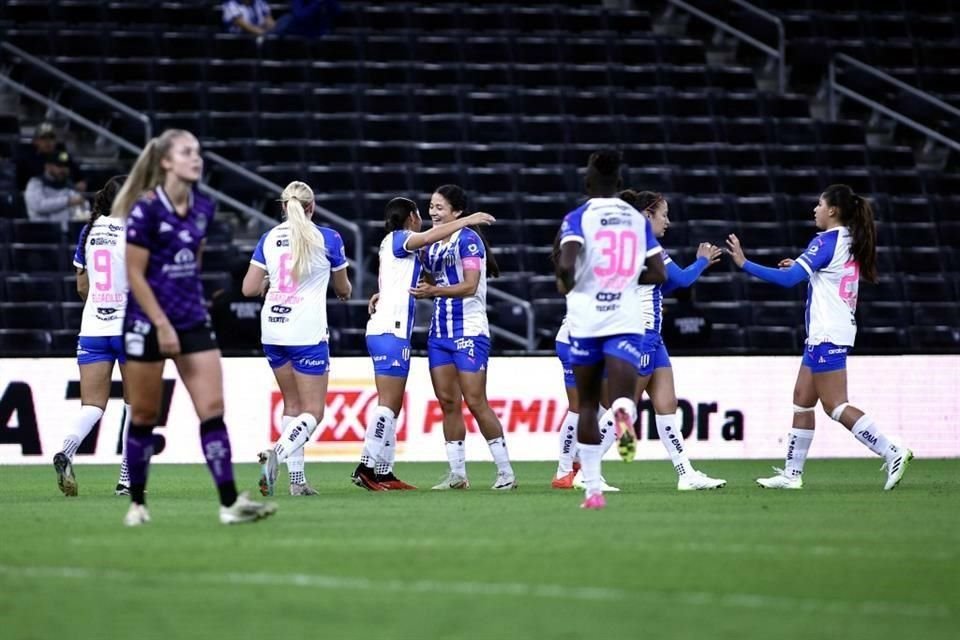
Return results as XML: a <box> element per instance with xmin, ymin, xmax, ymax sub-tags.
<box><xmin>0</xmin><ymin>564</ymin><xmax>950</xmax><ymax>620</ymax></box>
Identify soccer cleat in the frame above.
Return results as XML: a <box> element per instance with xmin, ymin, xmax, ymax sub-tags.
<box><xmin>114</xmin><ymin>484</ymin><xmax>130</xmax><ymax>497</ymax></box>
<box><xmin>492</xmin><ymin>472</ymin><xmax>518</xmax><ymax>490</ymax></box>
<box><xmin>551</xmin><ymin>470</ymin><xmax>576</xmax><ymax>489</ymax></box>
<box><xmin>219</xmin><ymin>491</ymin><xmax>277</xmax><ymax>525</ymax></box>
<box><xmin>617</xmin><ymin>432</ymin><xmax>636</xmax><ymax>462</ymax></box>
<box><xmin>756</xmin><ymin>467</ymin><xmax>803</xmax><ymax>489</ymax></box>
<box><xmin>351</xmin><ymin>464</ymin><xmax>387</xmax><ymax>491</ymax></box>
<box><xmin>376</xmin><ymin>472</ymin><xmax>417</xmax><ymax>490</ymax></box>
<box><xmin>882</xmin><ymin>448</ymin><xmax>913</xmax><ymax>491</ymax></box>
<box><xmin>53</xmin><ymin>452</ymin><xmax>78</xmax><ymax>497</ymax></box>
<box><xmin>123</xmin><ymin>503</ymin><xmax>151</xmax><ymax>527</ymax></box>
<box><xmin>289</xmin><ymin>482</ymin><xmax>319</xmax><ymax>496</ymax></box>
<box><xmin>677</xmin><ymin>470</ymin><xmax>727</xmax><ymax>491</ymax></box>
<box><xmin>572</xmin><ymin>470</ymin><xmax>620</xmax><ymax>492</ymax></box>
<box><xmin>257</xmin><ymin>449</ymin><xmax>279</xmax><ymax>497</ymax></box>
<box><xmin>580</xmin><ymin>493</ymin><xmax>606</xmax><ymax>510</ymax></box>
<box><xmin>430</xmin><ymin>472</ymin><xmax>470</xmax><ymax>490</ymax></box>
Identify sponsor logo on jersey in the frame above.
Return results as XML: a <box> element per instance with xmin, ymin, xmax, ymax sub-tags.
<box><xmin>270</xmin><ymin>305</ymin><xmax>292</xmax><ymax>314</ymax></box>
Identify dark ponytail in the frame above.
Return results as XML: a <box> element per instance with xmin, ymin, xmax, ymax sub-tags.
<box><xmin>384</xmin><ymin>196</ymin><xmax>417</xmax><ymax>233</ymax></box>
<box><xmin>619</xmin><ymin>189</ymin><xmax>662</xmax><ymax>213</ymax></box>
<box><xmin>434</xmin><ymin>184</ymin><xmax>501</xmax><ymax>278</ymax></box>
<box><xmin>822</xmin><ymin>184</ymin><xmax>878</xmax><ymax>283</ymax></box>
<box><xmin>79</xmin><ymin>175</ymin><xmax>126</xmax><ymax>256</ymax></box>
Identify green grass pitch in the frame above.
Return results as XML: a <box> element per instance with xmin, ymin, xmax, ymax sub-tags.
<box><xmin>1</xmin><ymin>459</ymin><xmax>957</xmax><ymax>640</ymax></box>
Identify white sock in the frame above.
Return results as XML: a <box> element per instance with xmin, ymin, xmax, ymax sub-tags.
<box><xmin>445</xmin><ymin>440</ymin><xmax>466</xmax><ymax>476</ymax></box>
<box><xmin>656</xmin><ymin>413</ymin><xmax>693</xmax><ymax>477</ymax></box>
<box><xmin>556</xmin><ymin>411</ymin><xmax>579</xmax><ymax>476</ymax></box>
<box><xmin>850</xmin><ymin>415</ymin><xmax>896</xmax><ymax>458</ymax></box>
<box><xmin>376</xmin><ymin>417</ymin><xmax>397</xmax><ymax>476</ymax></box>
<box><xmin>361</xmin><ymin>406</ymin><xmax>396</xmax><ymax>469</ymax></box>
<box><xmin>487</xmin><ymin>436</ymin><xmax>513</xmax><ymax>476</ymax></box>
<box><xmin>117</xmin><ymin>402</ymin><xmax>132</xmax><ymax>485</ymax></box>
<box><xmin>62</xmin><ymin>405</ymin><xmax>104</xmax><ymax>460</ymax></box>
<box><xmin>578</xmin><ymin>442</ymin><xmax>604</xmax><ymax>497</ymax></box>
<box><xmin>784</xmin><ymin>428</ymin><xmax>814</xmax><ymax>477</ymax></box>
<box><xmin>274</xmin><ymin>412</ymin><xmax>318</xmax><ymax>462</ymax></box>
<box><xmin>599</xmin><ymin>414</ymin><xmax>618</xmax><ymax>457</ymax></box>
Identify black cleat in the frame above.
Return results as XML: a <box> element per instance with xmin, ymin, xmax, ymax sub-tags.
<box><xmin>53</xmin><ymin>452</ymin><xmax>78</xmax><ymax>497</ymax></box>
<box><xmin>351</xmin><ymin>464</ymin><xmax>386</xmax><ymax>491</ymax></box>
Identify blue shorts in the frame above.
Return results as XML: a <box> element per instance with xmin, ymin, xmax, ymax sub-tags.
<box><xmin>367</xmin><ymin>334</ymin><xmax>411</xmax><ymax>377</ymax></box>
<box><xmin>555</xmin><ymin>341</ymin><xmax>576</xmax><ymax>388</ymax></box>
<box><xmin>802</xmin><ymin>342</ymin><xmax>850</xmax><ymax>373</ymax></box>
<box><xmin>263</xmin><ymin>342</ymin><xmax>330</xmax><ymax>375</ymax></box>
<box><xmin>637</xmin><ymin>331</ymin><xmax>672</xmax><ymax>377</ymax></box>
<box><xmin>77</xmin><ymin>335</ymin><xmax>126</xmax><ymax>366</ymax></box>
<box><xmin>427</xmin><ymin>336</ymin><xmax>489</xmax><ymax>373</ymax></box>
<box><xmin>568</xmin><ymin>333</ymin><xmax>645</xmax><ymax>369</ymax></box>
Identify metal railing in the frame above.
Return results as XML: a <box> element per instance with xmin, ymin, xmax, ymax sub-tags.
<box><xmin>828</xmin><ymin>53</ymin><xmax>960</xmax><ymax>153</ymax></box>
<box><xmin>667</xmin><ymin>0</ymin><xmax>786</xmax><ymax>92</ymax></box>
<box><xmin>1</xmin><ymin>41</ymin><xmax>152</xmax><ymax>143</ymax></box>
<box><xmin>0</xmin><ymin>72</ymin><xmax>277</xmax><ymax>229</ymax></box>
<box><xmin>204</xmin><ymin>151</ymin><xmax>365</xmax><ymax>294</ymax></box>
<box><xmin>486</xmin><ymin>286</ymin><xmax>536</xmax><ymax>351</ymax></box>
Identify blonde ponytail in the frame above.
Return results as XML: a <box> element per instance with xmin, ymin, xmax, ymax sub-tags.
<box><xmin>112</xmin><ymin>129</ymin><xmax>194</xmax><ymax>218</ymax></box>
<box><xmin>281</xmin><ymin>181</ymin><xmax>324</xmax><ymax>281</ymax></box>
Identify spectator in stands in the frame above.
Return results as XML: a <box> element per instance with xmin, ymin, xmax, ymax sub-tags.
<box><xmin>662</xmin><ymin>286</ymin><xmax>713</xmax><ymax>349</ymax></box>
<box><xmin>272</xmin><ymin>0</ymin><xmax>341</xmax><ymax>38</ymax></box>
<box><xmin>222</xmin><ymin>0</ymin><xmax>276</xmax><ymax>36</ymax></box>
<box><xmin>23</xmin><ymin>150</ymin><xmax>88</xmax><ymax>226</ymax></box>
<box><xmin>210</xmin><ymin>258</ymin><xmax>262</xmax><ymax>353</ymax></box>
<box><xmin>16</xmin><ymin>122</ymin><xmax>86</xmax><ymax>192</ymax></box>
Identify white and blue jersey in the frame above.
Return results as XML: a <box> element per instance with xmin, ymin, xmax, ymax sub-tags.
<box><xmin>73</xmin><ymin>216</ymin><xmax>128</xmax><ymax>366</ymax></box>
<box><xmin>638</xmin><ymin>250</ymin><xmax>675</xmax><ymax>335</ymax></box>
<box><xmin>796</xmin><ymin>227</ymin><xmax>858</xmax><ymax>347</ymax></box>
<box><xmin>421</xmin><ymin>228</ymin><xmax>489</xmax><ymax>339</ymax></box>
<box><xmin>222</xmin><ymin>0</ymin><xmax>271</xmax><ymax>32</ymax></box>
<box><xmin>250</xmin><ymin>222</ymin><xmax>347</xmax><ymax>347</ymax></box>
<box><xmin>367</xmin><ymin>230</ymin><xmax>420</xmax><ymax>377</ymax></box>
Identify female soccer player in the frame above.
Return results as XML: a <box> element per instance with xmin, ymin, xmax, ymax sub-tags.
<box><xmin>618</xmin><ymin>189</ymin><xmax>726</xmax><ymax>491</ymax></box>
<box><xmin>726</xmin><ymin>184</ymin><xmax>912</xmax><ymax>490</ymax></box>
<box><xmin>411</xmin><ymin>184</ymin><xmax>517</xmax><ymax>491</ymax></box>
<box><xmin>354</xmin><ymin>197</ymin><xmax>494</xmax><ymax>491</ymax></box>
<box><xmin>53</xmin><ymin>176</ymin><xmax>132</xmax><ymax>497</ymax></box>
<box><xmin>556</xmin><ymin>151</ymin><xmax>665</xmax><ymax>509</ymax></box>
<box><xmin>242</xmin><ymin>180</ymin><xmax>351</xmax><ymax>497</ymax></box>
<box><xmin>115</xmin><ymin>128</ymin><xmax>276</xmax><ymax>526</ymax></box>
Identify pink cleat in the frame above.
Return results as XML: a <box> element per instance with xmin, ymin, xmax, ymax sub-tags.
<box><xmin>580</xmin><ymin>493</ymin><xmax>606</xmax><ymax>510</ymax></box>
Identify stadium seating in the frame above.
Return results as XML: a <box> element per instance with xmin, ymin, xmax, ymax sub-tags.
<box><xmin>1</xmin><ymin>0</ymin><xmax>957</xmax><ymax>356</ymax></box>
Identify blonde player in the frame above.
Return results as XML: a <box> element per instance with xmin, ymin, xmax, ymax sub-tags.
<box><xmin>353</xmin><ymin>197</ymin><xmax>494</xmax><ymax>490</ymax></box>
<box><xmin>411</xmin><ymin>184</ymin><xmax>517</xmax><ymax>491</ymax></box>
<box><xmin>243</xmin><ymin>181</ymin><xmax>352</xmax><ymax>497</ymax></box>
<box><xmin>726</xmin><ymin>184</ymin><xmax>912</xmax><ymax>490</ymax></box>
<box><xmin>556</xmin><ymin>150</ymin><xmax>665</xmax><ymax>509</ymax></box>
<box><xmin>53</xmin><ymin>176</ymin><xmax>132</xmax><ymax>497</ymax></box>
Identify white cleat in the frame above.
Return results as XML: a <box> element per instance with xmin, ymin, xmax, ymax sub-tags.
<box><xmin>219</xmin><ymin>491</ymin><xmax>277</xmax><ymax>525</ymax></box>
<box><xmin>756</xmin><ymin>467</ymin><xmax>803</xmax><ymax>489</ymax></box>
<box><xmin>431</xmin><ymin>473</ymin><xmax>470</xmax><ymax>490</ymax></box>
<box><xmin>123</xmin><ymin>503</ymin><xmax>151</xmax><ymax>527</ymax></box>
<box><xmin>289</xmin><ymin>482</ymin><xmax>319</xmax><ymax>496</ymax></box>
<box><xmin>882</xmin><ymin>448</ymin><xmax>913</xmax><ymax>491</ymax></box>
<box><xmin>257</xmin><ymin>449</ymin><xmax>278</xmax><ymax>497</ymax></box>
<box><xmin>678</xmin><ymin>470</ymin><xmax>727</xmax><ymax>491</ymax></box>
<box><xmin>572</xmin><ymin>469</ymin><xmax>620</xmax><ymax>492</ymax></box>
<box><xmin>492</xmin><ymin>472</ymin><xmax>518</xmax><ymax>490</ymax></box>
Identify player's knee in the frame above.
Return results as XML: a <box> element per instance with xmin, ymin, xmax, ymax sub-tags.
<box><xmin>437</xmin><ymin>396</ymin><xmax>460</xmax><ymax>414</ymax></box>
<box><xmin>195</xmin><ymin>400</ymin><xmax>225</xmax><ymax>421</ymax></box>
<box><xmin>463</xmin><ymin>393</ymin><xmax>488</xmax><ymax>415</ymax></box>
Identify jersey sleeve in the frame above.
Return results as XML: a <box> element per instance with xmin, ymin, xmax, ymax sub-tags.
<box><xmin>320</xmin><ymin>227</ymin><xmax>348</xmax><ymax>271</ymax></box>
<box><xmin>644</xmin><ymin>217</ymin><xmax>663</xmax><ymax>257</ymax></box>
<box><xmin>393</xmin><ymin>230</ymin><xmax>415</xmax><ymax>258</ymax></box>
<box><xmin>72</xmin><ymin>224</ymin><xmax>89</xmax><ymax>269</ymax></box>
<box><xmin>457</xmin><ymin>229</ymin><xmax>485</xmax><ymax>271</ymax></box>
<box><xmin>125</xmin><ymin>201</ymin><xmax>156</xmax><ymax>249</ymax></box>
<box><xmin>796</xmin><ymin>231</ymin><xmax>838</xmax><ymax>276</ymax></box>
<box><xmin>250</xmin><ymin>232</ymin><xmax>268</xmax><ymax>269</ymax></box>
<box><xmin>559</xmin><ymin>204</ymin><xmax>588</xmax><ymax>247</ymax></box>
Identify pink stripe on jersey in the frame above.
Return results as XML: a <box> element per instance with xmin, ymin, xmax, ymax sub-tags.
<box><xmin>462</xmin><ymin>257</ymin><xmax>482</xmax><ymax>271</ymax></box>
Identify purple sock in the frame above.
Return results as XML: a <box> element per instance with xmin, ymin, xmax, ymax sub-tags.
<box><xmin>126</xmin><ymin>424</ymin><xmax>155</xmax><ymax>505</ymax></box>
<box><xmin>200</xmin><ymin>417</ymin><xmax>238</xmax><ymax>506</ymax></box>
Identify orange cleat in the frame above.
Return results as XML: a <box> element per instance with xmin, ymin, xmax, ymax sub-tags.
<box><xmin>377</xmin><ymin>472</ymin><xmax>417</xmax><ymax>490</ymax></box>
<box><xmin>551</xmin><ymin>470</ymin><xmax>576</xmax><ymax>489</ymax></box>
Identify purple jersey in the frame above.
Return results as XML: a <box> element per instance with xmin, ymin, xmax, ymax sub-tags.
<box><xmin>125</xmin><ymin>186</ymin><xmax>215</xmax><ymax>331</ymax></box>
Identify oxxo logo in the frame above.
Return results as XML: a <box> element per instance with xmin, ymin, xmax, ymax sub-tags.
<box><xmin>270</xmin><ymin>389</ymin><xmax>407</xmax><ymax>443</ymax></box>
